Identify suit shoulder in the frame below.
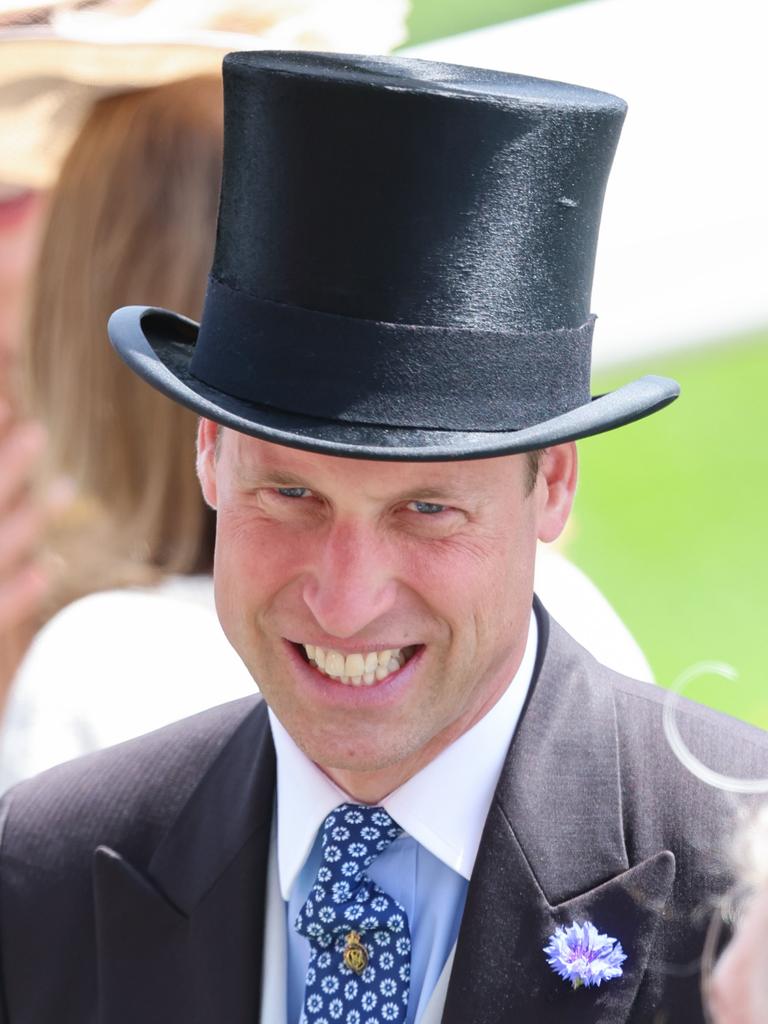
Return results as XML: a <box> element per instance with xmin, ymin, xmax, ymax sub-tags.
<box><xmin>546</xmin><ymin>614</ymin><xmax>768</xmax><ymax>784</ymax></box>
<box><xmin>0</xmin><ymin>696</ymin><xmax>265</xmax><ymax>870</ymax></box>
<box><xmin>607</xmin><ymin>664</ymin><xmax>768</xmax><ymax>763</ymax></box>
<box><xmin>549</xmin><ymin>613</ymin><xmax>767</xmax><ymax>748</ymax></box>
<box><xmin>571</xmin><ymin>633</ymin><xmax>768</xmax><ymax>822</ymax></box>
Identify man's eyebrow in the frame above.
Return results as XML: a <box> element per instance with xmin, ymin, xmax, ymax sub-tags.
<box><xmin>387</xmin><ymin>483</ymin><xmax>477</xmax><ymax>505</ymax></box>
<box><xmin>232</xmin><ymin>466</ymin><xmax>310</xmax><ymax>487</ymax></box>
<box><xmin>392</xmin><ymin>487</ymin><xmax>453</xmax><ymax>501</ymax></box>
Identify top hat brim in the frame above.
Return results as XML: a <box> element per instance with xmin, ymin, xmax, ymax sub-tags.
<box><xmin>109</xmin><ymin>305</ymin><xmax>680</xmax><ymax>462</ymax></box>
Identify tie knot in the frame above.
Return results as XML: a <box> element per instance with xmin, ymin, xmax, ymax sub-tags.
<box><xmin>319</xmin><ymin>803</ymin><xmax>402</xmax><ymax>882</ymax></box>
<box><xmin>295</xmin><ymin>803</ymin><xmax>407</xmax><ymax>949</ymax></box>
<box><xmin>297</xmin><ymin>801</ymin><xmax>412</xmax><ymax>1021</ymax></box>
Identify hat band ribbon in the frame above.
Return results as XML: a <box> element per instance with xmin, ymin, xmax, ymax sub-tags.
<box><xmin>190</xmin><ymin>276</ymin><xmax>595</xmax><ymax>432</ymax></box>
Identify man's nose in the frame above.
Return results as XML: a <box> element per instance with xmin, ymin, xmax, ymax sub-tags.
<box><xmin>302</xmin><ymin>521</ymin><xmax>398</xmax><ymax>639</ymax></box>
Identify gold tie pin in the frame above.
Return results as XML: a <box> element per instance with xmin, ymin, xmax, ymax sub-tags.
<box><xmin>342</xmin><ymin>931</ymin><xmax>368</xmax><ymax>974</ymax></box>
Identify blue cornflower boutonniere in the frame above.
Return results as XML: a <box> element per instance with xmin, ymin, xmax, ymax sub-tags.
<box><xmin>544</xmin><ymin>920</ymin><xmax>627</xmax><ymax>990</ymax></box>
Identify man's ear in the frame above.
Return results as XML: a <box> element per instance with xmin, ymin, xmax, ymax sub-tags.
<box><xmin>535</xmin><ymin>442</ymin><xmax>578</xmax><ymax>543</ymax></box>
<box><xmin>196</xmin><ymin>418</ymin><xmax>219</xmax><ymax>510</ymax></box>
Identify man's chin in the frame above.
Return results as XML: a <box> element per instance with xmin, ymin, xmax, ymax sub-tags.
<box><xmin>301</xmin><ymin>736</ymin><xmax>407</xmax><ymax>775</ymax></box>
<box><xmin>291</xmin><ymin>725</ymin><xmax>426</xmax><ymax>784</ymax></box>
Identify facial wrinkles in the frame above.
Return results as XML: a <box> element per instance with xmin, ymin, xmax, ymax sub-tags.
<box><xmin>211</xmin><ymin>433</ymin><xmax>538</xmax><ymax>792</ymax></box>
<box><xmin>226</xmin><ymin>453</ymin><xmax>522</xmax><ymax>652</ymax></box>
<box><xmin>228</xmin><ymin>431</ymin><xmax>485</xmax><ymax>513</ymax></box>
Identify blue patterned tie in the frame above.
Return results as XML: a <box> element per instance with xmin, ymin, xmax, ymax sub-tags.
<box><xmin>295</xmin><ymin>803</ymin><xmax>412</xmax><ymax>1024</ymax></box>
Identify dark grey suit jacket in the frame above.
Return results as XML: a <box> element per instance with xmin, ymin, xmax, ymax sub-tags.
<box><xmin>1</xmin><ymin>606</ymin><xmax>767</xmax><ymax>1023</ymax></box>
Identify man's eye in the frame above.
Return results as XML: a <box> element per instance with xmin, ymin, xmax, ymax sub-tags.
<box><xmin>407</xmin><ymin>500</ymin><xmax>447</xmax><ymax>515</ymax></box>
<box><xmin>275</xmin><ymin>487</ymin><xmax>312</xmax><ymax>499</ymax></box>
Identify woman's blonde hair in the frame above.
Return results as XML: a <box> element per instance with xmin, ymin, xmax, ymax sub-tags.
<box><xmin>25</xmin><ymin>75</ymin><xmax>223</xmax><ymax>614</ymax></box>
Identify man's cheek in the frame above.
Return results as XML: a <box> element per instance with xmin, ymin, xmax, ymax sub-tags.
<box><xmin>217</xmin><ymin>514</ymin><xmax>302</xmax><ymax>583</ymax></box>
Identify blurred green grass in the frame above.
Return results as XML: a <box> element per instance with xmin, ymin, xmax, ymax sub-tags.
<box><xmin>565</xmin><ymin>331</ymin><xmax>768</xmax><ymax>729</ymax></box>
<box><xmin>404</xmin><ymin>0</ymin><xmax>580</xmax><ymax>45</ymax></box>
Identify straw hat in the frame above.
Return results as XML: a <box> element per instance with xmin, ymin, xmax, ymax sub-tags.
<box><xmin>0</xmin><ymin>0</ymin><xmax>409</xmax><ymax>187</ymax></box>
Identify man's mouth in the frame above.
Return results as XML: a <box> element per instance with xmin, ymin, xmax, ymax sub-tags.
<box><xmin>297</xmin><ymin>643</ymin><xmax>419</xmax><ymax>687</ymax></box>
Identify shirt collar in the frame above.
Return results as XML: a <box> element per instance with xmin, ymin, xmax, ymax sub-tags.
<box><xmin>270</xmin><ymin>612</ymin><xmax>538</xmax><ymax>899</ymax></box>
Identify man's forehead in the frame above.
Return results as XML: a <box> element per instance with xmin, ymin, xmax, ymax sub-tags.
<box><xmin>221</xmin><ymin>427</ymin><xmax>519</xmax><ymax>494</ymax></box>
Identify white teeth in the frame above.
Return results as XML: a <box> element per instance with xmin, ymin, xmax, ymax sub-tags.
<box><xmin>345</xmin><ymin>653</ymin><xmax>365</xmax><ymax>677</ymax></box>
<box><xmin>364</xmin><ymin>651</ymin><xmax>378</xmax><ymax>674</ymax></box>
<box><xmin>301</xmin><ymin>643</ymin><xmax>414</xmax><ymax>686</ymax></box>
<box><xmin>325</xmin><ymin>650</ymin><xmax>345</xmax><ymax>677</ymax></box>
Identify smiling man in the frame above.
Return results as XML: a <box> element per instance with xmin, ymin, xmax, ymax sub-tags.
<box><xmin>2</xmin><ymin>51</ymin><xmax>768</xmax><ymax>1024</ymax></box>
<box><xmin>201</xmin><ymin>432</ymin><xmax>564</xmax><ymax>805</ymax></box>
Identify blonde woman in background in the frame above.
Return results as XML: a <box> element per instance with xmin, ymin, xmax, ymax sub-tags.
<box><xmin>27</xmin><ymin>75</ymin><xmax>222</xmax><ymax>603</ymax></box>
<box><xmin>0</xmin><ymin>76</ymin><xmax>256</xmax><ymax>788</ymax></box>
<box><xmin>0</xmin><ymin>164</ymin><xmax>51</xmax><ymax>695</ymax></box>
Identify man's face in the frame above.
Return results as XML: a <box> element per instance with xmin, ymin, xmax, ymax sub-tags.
<box><xmin>198</xmin><ymin>424</ymin><xmax>575</xmax><ymax>796</ymax></box>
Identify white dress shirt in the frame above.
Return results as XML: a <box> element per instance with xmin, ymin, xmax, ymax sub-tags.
<box><xmin>267</xmin><ymin>612</ymin><xmax>538</xmax><ymax>1023</ymax></box>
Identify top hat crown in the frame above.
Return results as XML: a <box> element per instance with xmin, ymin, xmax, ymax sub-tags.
<box><xmin>109</xmin><ymin>51</ymin><xmax>679</xmax><ymax>460</ymax></box>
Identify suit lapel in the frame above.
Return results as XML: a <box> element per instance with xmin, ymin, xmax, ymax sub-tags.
<box><xmin>443</xmin><ymin>607</ymin><xmax>676</xmax><ymax>1024</ymax></box>
<box><xmin>92</xmin><ymin>607</ymin><xmax>677</xmax><ymax>1023</ymax></box>
<box><xmin>93</xmin><ymin>701</ymin><xmax>276</xmax><ymax>1024</ymax></box>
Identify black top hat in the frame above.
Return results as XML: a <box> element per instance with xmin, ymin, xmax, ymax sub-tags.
<box><xmin>109</xmin><ymin>51</ymin><xmax>679</xmax><ymax>460</ymax></box>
